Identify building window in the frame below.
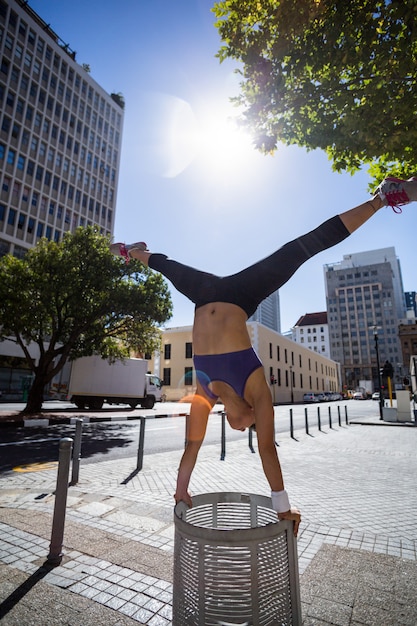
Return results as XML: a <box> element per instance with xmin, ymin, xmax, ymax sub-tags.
<box><xmin>185</xmin><ymin>342</ymin><xmax>192</xmax><ymax>359</ymax></box>
<box><xmin>184</xmin><ymin>367</ymin><xmax>193</xmax><ymax>385</ymax></box>
<box><xmin>164</xmin><ymin>344</ymin><xmax>171</xmax><ymax>360</ymax></box>
<box><xmin>163</xmin><ymin>368</ymin><xmax>171</xmax><ymax>386</ymax></box>
<box><xmin>8</xmin><ymin>208</ymin><xmax>16</xmax><ymax>226</ymax></box>
<box><xmin>7</xmin><ymin>149</ymin><xmax>15</xmax><ymax>165</ymax></box>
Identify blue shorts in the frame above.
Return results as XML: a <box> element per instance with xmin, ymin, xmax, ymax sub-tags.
<box><xmin>193</xmin><ymin>348</ymin><xmax>263</xmax><ymax>400</ymax></box>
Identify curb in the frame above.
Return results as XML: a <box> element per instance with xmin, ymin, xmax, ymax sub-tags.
<box><xmin>349</xmin><ymin>419</ymin><xmax>417</xmax><ymax>427</ymax></box>
<box><xmin>0</xmin><ymin>409</ymin><xmax>224</xmax><ymax>429</ymax></box>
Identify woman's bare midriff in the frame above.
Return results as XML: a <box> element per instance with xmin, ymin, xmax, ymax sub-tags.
<box><xmin>192</xmin><ymin>302</ymin><xmax>252</xmax><ymax>355</ymax></box>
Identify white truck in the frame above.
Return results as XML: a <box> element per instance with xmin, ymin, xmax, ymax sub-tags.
<box><xmin>359</xmin><ymin>380</ymin><xmax>373</xmax><ymax>398</ymax></box>
<box><xmin>68</xmin><ymin>356</ymin><xmax>163</xmax><ymax>410</ymax></box>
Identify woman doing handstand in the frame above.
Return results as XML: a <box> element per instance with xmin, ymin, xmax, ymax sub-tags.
<box><xmin>111</xmin><ymin>176</ymin><xmax>417</xmax><ymax>536</ymax></box>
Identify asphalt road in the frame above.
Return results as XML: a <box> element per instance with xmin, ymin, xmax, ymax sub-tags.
<box><xmin>0</xmin><ymin>399</ymin><xmax>381</xmax><ymax>473</ymax></box>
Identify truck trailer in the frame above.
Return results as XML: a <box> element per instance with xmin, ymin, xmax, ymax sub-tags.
<box><xmin>68</xmin><ymin>356</ymin><xmax>163</xmax><ymax>410</ymax></box>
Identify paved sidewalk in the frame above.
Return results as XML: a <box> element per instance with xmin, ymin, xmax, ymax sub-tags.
<box><xmin>1</xmin><ymin>419</ymin><xmax>416</xmax><ymax>625</ymax></box>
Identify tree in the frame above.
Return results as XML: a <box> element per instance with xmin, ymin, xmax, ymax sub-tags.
<box><xmin>0</xmin><ymin>228</ymin><xmax>172</xmax><ymax>413</ymax></box>
<box><xmin>213</xmin><ymin>0</ymin><xmax>417</xmax><ymax>184</ymax></box>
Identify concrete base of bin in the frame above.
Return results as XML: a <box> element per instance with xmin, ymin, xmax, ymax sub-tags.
<box><xmin>173</xmin><ymin>492</ymin><xmax>301</xmax><ymax>626</ymax></box>
<box><xmin>382</xmin><ymin>407</ymin><xmax>397</xmax><ymax>422</ymax></box>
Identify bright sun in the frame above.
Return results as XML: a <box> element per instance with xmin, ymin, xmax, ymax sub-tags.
<box><xmin>194</xmin><ymin>106</ymin><xmax>254</xmax><ymax>172</ymax></box>
<box><xmin>160</xmin><ymin>95</ymin><xmax>256</xmax><ymax>179</ymax></box>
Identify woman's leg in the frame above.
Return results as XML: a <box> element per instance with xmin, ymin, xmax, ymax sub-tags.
<box><xmin>120</xmin><ymin>177</ymin><xmax>417</xmax><ymax>311</ymax></box>
<box><xmin>226</xmin><ymin>196</ymin><xmax>385</xmax><ymax>310</ymax></box>
<box><xmin>127</xmin><ymin>250</ymin><xmax>221</xmax><ymax>306</ymax></box>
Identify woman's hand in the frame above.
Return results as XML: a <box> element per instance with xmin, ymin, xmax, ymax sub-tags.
<box><xmin>278</xmin><ymin>506</ymin><xmax>301</xmax><ymax>536</ymax></box>
<box><xmin>174</xmin><ymin>491</ymin><xmax>193</xmax><ymax>508</ymax></box>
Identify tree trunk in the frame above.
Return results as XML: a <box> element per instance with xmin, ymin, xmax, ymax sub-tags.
<box><xmin>22</xmin><ymin>369</ymin><xmax>49</xmax><ymax>414</ymax></box>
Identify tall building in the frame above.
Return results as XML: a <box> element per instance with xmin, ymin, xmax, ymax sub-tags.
<box><xmin>291</xmin><ymin>312</ymin><xmax>330</xmax><ymax>358</ymax></box>
<box><xmin>325</xmin><ymin>247</ymin><xmax>406</xmax><ymax>390</ymax></box>
<box><xmin>405</xmin><ymin>291</ymin><xmax>417</xmax><ymax>317</ymax></box>
<box><xmin>0</xmin><ymin>0</ymin><xmax>124</xmax><ymax>259</ymax></box>
<box><xmin>248</xmin><ymin>290</ymin><xmax>281</xmax><ymax>332</ymax></box>
<box><xmin>0</xmin><ymin>0</ymin><xmax>124</xmax><ymax>397</ymax></box>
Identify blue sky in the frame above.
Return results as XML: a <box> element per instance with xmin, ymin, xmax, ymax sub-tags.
<box><xmin>29</xmin><ymin>0</ymin><xmax>416</xmax><ymax>331</ymax></box>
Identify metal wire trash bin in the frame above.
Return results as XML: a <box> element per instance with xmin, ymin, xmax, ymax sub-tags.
<box><xmin>173</xmin><ymin>492</ymin><xmax>302</xmax><ymax>626</ymax></box>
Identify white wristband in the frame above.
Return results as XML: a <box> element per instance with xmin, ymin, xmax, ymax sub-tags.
<box><xmin>271</xmin><ymin>489</ymin><xmax>291</xmax><ymax>513</ymax></box>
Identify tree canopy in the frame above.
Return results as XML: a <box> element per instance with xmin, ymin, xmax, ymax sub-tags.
<box><xmin>0</xmin><ymin>228</ymin><xmax>172</xmax><ymax>412</ymax></box>
<box><xmin>213</xmin><ymin>0</ymin><xmax>417</xmax><ymax>183</ymax></box>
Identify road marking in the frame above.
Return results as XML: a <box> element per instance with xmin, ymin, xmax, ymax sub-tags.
<box><xmin>0</xmin><ymin>437</ymin><xmax>61</xmax><ymax>447</ymax></box>
<box><xmin>13</xmin><ymin>461</ymin><xmax>58</xmax><ymax>473</ymax></box>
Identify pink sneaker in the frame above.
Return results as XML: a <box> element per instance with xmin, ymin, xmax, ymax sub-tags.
<box><xmin>110</xmin><ymin>241</ymin><xmax>148</xmax><ymax>263</ymax></box>
<box><xmin>374</xmin><ymin>176</ymin><xmax>417</xmax><ymax>213</ymax></box>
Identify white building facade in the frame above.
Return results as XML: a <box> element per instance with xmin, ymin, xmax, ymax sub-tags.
<box><xmin>0</xmin><ymin>0</ymin><xmax>124</xmax><ymax>397</ymax></box>
<box><xmin>291</xmin><ymin>312</ymin><xmax>330</xmax><ymax>359</ymax></box>
<box><xmin>0</xmin><ymin>0</ymin><xmax>124</xmax><ymax>259</ymax></box>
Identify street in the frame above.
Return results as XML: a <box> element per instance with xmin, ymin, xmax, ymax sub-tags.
<box><xmin>0</xmin><ymin>399</ymin><xmax>382</xmax><ymax>473</ymax></box>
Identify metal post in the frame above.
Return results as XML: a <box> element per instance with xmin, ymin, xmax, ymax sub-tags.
<box><xmin>337</xmin><ymin>405</ymin><xmax>342</xmax><ymax>427</ymax></box>
<box><xmin>345</xmin><ymin>405</ymin><xmax>349</xmax><ymax>425</ymax></box>
<box><xmin>328</xmin><ymin>406</ymin><xmax>333</xmax><ymax>429</ymax></box>
<box><xmin>289</xmin><ymin>408</ymin><xmax>294</xmax><ymax>439</ymax></box>
<box><xmin>317</xmin><ymin>406</ymin><xmax>322</xmax><ymax>431</ymax></box>
<box><xmin>220</xmin><ymin>412</ymin><xmax>226</xmax><ymax>460</ymax></box>
<box><xmin>373</xmin><ymin>328</ymin><xmax>383</xmax><ymax>420</ymax></box>
<box><xmin>136</xmin><ymin>416</ymin><xmax>146</xmax><ymax>471</ymax></box>
<box><xmin>70</xmin><ymin>418</ymin><xmax>83</xmax><ymax>485</ymax></box>
<box><xmin>248</xmin><ymin>427</ymin><xmax>255</xmax><ymax>453</ymax></box>
<box><xmin>47</xmin><ymin>437</ymin><xmax>73</xmax><ymax>565</ymax></box>
<box><xmin>304</xmin><ymin>407</ymin><xmax>309</xmax><ymax>435</ymax></box>
<box><xmin>289</xmin><ymin>365</ymin><xmax>294</xmax><ymax>404</ymax></box>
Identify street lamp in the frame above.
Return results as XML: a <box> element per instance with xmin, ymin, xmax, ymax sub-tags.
<box><xmin>371</xmin><ymin>325</ymin><xmax>383</xmax><ymax>420</ymax></box>
<box><xmin>289</xmin><ymin>365</ymin><xmax>294</xmax><ymax>404</ymax></box>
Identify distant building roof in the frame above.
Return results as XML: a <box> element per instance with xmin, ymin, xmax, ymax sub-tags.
<box><xmin>294</xmin><ymin>312</ymin><xmax>328</xmax><ymax>327</ymax></box>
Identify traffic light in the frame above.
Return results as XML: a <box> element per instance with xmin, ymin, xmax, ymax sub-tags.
<box><xmin>382</xmin><ymin>361</ymin><xmax>394</xmax><ymax>378</ymax></box>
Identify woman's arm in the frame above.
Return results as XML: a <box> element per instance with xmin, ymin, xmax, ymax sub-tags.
<box><xmin>246</xmin><ymin>369</ymin><xmax>301</xmax><ymax>535</ymax></box>
<box><xmin>174</xmin><ymin>389</ymin><xmax>214</xmax><ymax>506</ymax></box>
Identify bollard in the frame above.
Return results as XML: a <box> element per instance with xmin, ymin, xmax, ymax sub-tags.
<box><xmin>220</xmin><ymin>412</ymin><xmax>226</xmax><ymax>460</ymax></box>
<box><xmin>136</xmin><ymin>416</ymin><xmax>146</xmax><ymax>471</ymax></box>
<box><xmin>337</xmin><ymin>405</ymin><xmax>342</xmax><ymax>427</ymax></box>
<box><xmin>290</xmin><ymin>408</ymin><xmax>294</xmax><ymax>439</ymax></box>
<box><xmin>248</xmin><ymin>427</ymin><xmax>255</xmax><ymax>453</ymax></box>
<box><xmin>345</xmin><ymin>405</ymin><xmax>349</xmax><ymax>425</ymax></box>
<box><xmin>71</xmin><ymin>418</ymin><xmax>83</xmax><ymax>485</ymax></box>
<box><xmin>317</xmin><ymin>406</ymin><xmax>322</xmax><ymax>431</ymax></box>
<box><xmin>328</xmin><ymin>406</ymin><xmax>333</xmax><ymax>429</ymax></box>
<box><xmin>47</xmin><ymin>437</ymin><xmax>73</xmax><ymax>565</ymax></box>
<box><xmin>304</xmin><ymin>407</ymin><xmax>309</xmax><ymax>435</ymax></box>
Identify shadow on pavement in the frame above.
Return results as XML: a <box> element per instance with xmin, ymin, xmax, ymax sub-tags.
<box><xmin>0</xmin><ymin>422</ymin><xmax>138</xmax><ymax>473</ymax></box>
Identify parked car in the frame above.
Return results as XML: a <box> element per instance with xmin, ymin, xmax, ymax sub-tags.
<box><xmin>372</xmin><ymin>391</ymin><xmax>380</xmax><ymax>401</ymax></box>
<box><xmin>303</xmin><ymin>392</ymin><xmax>319</xmax><ymax>403</ymax></box>
<box><xmin>353</xmin><ymin>391</ymin><xmax>367</xmax><ymax>400</ymax></box>
<box><xmin>316</xmin><ymin>392</ymin><xmax>327</xmax><ymax>402</ymax></box>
